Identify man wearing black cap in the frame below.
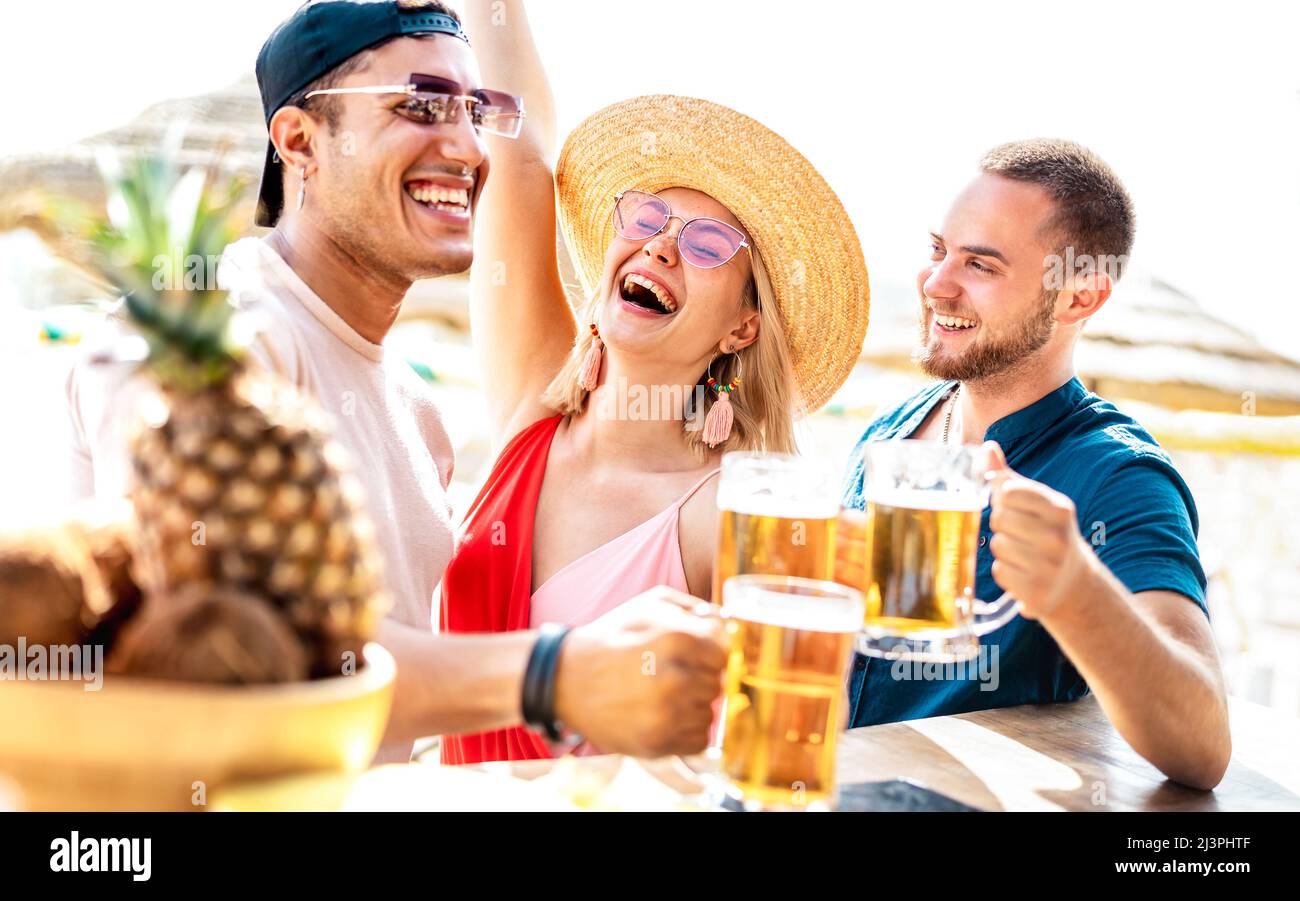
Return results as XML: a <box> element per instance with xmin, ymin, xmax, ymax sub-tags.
<box><xmin>69</xmin><ymin>0</ymin><xmax>726</xmax><ymax>764</ymax></box>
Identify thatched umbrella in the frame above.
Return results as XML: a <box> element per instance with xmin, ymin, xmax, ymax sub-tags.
<box><xmin>1077</xmin><ymin>276</ymin><xmax>1300</xmax><ymax>417</ymax></box>
<box><xmin>0</xmin><ymin>75</ymin><xmax>266</xmax><ymax>254</ymax></box>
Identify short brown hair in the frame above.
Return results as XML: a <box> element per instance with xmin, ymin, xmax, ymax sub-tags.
<box><xmin>979</xmin><ymin>138</ymin><xmax>1135</xmax><ymax>281</ymax></box>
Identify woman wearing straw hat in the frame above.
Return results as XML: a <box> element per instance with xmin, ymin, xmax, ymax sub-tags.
<box><xmin>439</xmin><ymin>0</ymin><xmax>868</xmax><ymax>763</ymax></box>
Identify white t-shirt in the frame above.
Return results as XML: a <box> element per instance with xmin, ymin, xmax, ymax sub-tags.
<box><xmin>67</xmin><ymin>236</ymin><xmax>458</xmax><ymax>763</ymax></box>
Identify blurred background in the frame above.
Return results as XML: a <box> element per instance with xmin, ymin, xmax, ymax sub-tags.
<box><xmin>1</xmin><ymin>1</ymin><xmax>1297</xmax><ymax>718</ymax></box>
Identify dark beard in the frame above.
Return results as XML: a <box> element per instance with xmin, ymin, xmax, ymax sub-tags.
<box><xmin>913</xmin><ymin>289</ymin><xmax>1058</xmax><ymax>383</ymax></box>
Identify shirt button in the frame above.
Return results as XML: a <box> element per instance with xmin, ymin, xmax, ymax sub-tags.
<box><xmin>979</xmin><ymin>535</ymin><xmax>988</xmax><ymax>548</ymax></box>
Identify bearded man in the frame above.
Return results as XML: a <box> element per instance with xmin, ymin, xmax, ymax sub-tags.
<box><xmin>838</xmin><ymin>140</ymin><xmax>1230</xmax><ymax>790</ymax></box>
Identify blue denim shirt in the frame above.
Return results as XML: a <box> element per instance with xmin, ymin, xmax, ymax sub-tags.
<box><xmin>840</xmin><ymin>376</ymin><xmax>1208</xmax><ymax>727</ymax></box>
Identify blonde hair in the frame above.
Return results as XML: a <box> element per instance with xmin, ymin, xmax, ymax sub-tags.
<box><xmin>541</xmin><ymin>244</ymin><xmax>799</xmax><ymax>458</ymax></box>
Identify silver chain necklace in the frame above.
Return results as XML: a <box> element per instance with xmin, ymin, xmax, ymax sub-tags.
<box><xmin>942</xmin><ymin>384</ymin><xmax>962</xmax><ymax>444</ymax></box>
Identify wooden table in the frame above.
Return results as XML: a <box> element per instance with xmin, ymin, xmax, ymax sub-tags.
<box><xmin>473</xmin><ymin>695</ymin><xmax>1300</xmax><ymax>811</ymax></box>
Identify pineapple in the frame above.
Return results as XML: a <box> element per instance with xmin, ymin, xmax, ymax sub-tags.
<box><xmin>55</xmin><ymin>149</ymin><xmax>388</xmax><ymax>680</ymax></box>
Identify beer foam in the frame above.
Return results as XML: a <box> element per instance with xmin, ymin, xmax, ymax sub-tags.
<box><xmin>862</xmin><ymin>488</ymin><xmax>986</xmax><ymax>512</ymax></box>
<box><xmin>717</xmin><ymin>489</ymin><xmax>840</xmax><ymax>520</ymax></box>
<box><xmin>723</xmin><ymin>589</ymin><xmax>864</xmax><ymax>634</ymax></box>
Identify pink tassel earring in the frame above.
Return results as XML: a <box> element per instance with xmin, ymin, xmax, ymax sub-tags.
<box><xmin>577</xmin><ymin>323</ymin><xmax>604</xmax><ymax>391</ymax></box>
<box><xmin>703</xmin><ymin>351</ymin><xmax>742</xmax><ymax>448</ymax></box>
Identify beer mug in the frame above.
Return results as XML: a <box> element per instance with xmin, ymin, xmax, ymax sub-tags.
<box><xmin>717</xmin><ymin>574</ymin><xmax>864</xmax><ymax>811</ymax></box>
<box><xmin>712</xmin><ymin>452</ymin><xmax>840</xmax><ymax>604</ymax></box>
<box><xmin>848</xmin><ymin>440</ymin><xmax>1020</xmax><ymax>662</ymax></box>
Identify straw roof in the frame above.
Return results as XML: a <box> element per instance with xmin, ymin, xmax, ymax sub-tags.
<box><xmin>0</xmin><ymin>75</ymin><xmax>265</xmax><ymax>261</ymax></box>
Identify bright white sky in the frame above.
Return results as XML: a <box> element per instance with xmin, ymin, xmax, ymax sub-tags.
<box><xmin>2</xmin><ymin>0</ymin><xmax>1297</xmax><ymax>358</ymax></box>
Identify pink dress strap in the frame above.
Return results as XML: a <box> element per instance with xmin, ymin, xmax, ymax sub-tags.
<box><xmin>528</xmin><ymin>467</ymin><xmax>721</xmax><ymax>629</ymax></box>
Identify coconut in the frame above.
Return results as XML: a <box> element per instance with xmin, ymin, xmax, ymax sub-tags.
<box><xmin>0</xmin><ymin>525</ymin><xmax>109</xmax><ymax>647</ymax></box>
<box><xmin>110</xmin><ymin>585</ymin><xmax>310</xmax><ymax>684</ymax></box>
<box><xmin>63</xmin><ymin>504</ymin><xmax>144</xmax><ymax>654</ymax></box>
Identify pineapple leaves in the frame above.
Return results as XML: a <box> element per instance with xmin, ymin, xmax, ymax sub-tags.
<box><xmin>48</xmin><ymin>140</ymin><xmax>252</xmax><ymax>392</ymax></box>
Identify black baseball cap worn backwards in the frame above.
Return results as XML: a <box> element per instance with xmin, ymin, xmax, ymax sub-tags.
<box><xmin>253</xmin><ymin>1</ymin><xmax>469</xmax><ymax>227</ymax></box>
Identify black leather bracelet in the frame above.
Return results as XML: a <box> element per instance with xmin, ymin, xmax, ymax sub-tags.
<box><xmin>522</xmin><ymin>624</ymin><xmax>572</xmax><ymax>741</ymax></box>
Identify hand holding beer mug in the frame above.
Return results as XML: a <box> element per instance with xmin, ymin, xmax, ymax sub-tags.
<box><xmin>841</xmin><ymin>440</ymin><xmax>1021</xmax><ymax>661</ymax></box>
<box><xmin>716</xmin><ymin>575</ymin><xmax>863</xmax><ymax>811</ymax></box>
<box><xmin>695</xmin><ymin>453</ymin><xmax>843</xmax><ymax>806</ymax></box>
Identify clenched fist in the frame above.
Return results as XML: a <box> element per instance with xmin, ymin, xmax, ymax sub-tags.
<box><xmin>986</xmin><ymin>443</ymin><xmax>1096</xmax><ymax>620</ymax></box>
<box><xmin>555</xmin><ymin>586</ymin><xmax>727</xmax><ymax>758</ymax></box>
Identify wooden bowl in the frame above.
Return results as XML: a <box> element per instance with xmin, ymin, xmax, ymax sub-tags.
<box><xmin>0</xmin><ymin>643</ymin><xmax>394</xmax><ymax>811</ymax></box>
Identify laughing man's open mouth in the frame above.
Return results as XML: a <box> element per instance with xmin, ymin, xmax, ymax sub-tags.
<box><xmin>934</xmin><ymin>312</ymin><xmax>977</xmax><ymax>330</ymax></box>
<box><xmin>404</xmin><ymin>180</ymin><xmax>470</xmax><ymax>214</ymax></box>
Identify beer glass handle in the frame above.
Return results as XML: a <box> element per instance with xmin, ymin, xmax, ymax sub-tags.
<box><xmin>970</xmin><ymin>592</ymin><xmax>1021</xmax><ymax>636</ymax></box>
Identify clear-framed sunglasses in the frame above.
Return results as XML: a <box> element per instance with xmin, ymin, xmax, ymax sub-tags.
<box><xmin>305</xmin><ymin>72</ymin><xmax>525</xmax><ymax>139</ymax></box>
<box><xmin>612</xmin><ymin>190</ymin><xmax>751</xmax><ymax>269</ymax></box>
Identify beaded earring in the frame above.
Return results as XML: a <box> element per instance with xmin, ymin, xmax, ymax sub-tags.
<box><xmin>703</xmin><ymin>349</ymin><xmax>742</xmax><ymax>448</ymax></box>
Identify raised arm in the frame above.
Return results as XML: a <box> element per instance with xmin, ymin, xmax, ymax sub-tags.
<box><xmin>465</xmin><ymin>0</ymin><xmax>577</xmax><ymax>451</ymax></box>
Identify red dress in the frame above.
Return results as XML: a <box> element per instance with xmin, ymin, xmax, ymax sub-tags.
<box><xmin>439</xmin><ymin>415</ymin><xmax>564</xmax><ymax>764</ymax></box>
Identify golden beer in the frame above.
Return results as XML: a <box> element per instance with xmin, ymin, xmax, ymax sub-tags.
<box><xmin>712</xmin><ymin>453</ymin><xmax>840</xmax><ymax>604</ymax></box>
<box><xmin>860</xmin><ymin>491</ymin><xmax>981</xmax><ymax>633</ymax></box>
<box><xmin>719</xmin><ymin>576</ymin><xmax>863</xmax><ymax>811</ymax></box>
<box><xmin>712</xmin><ymin>507</ymin><xmax>837</xmax><ymax>604</ymax></box>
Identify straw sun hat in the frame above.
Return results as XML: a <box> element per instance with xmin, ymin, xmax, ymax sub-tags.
<box><xmin>555</xmin><ymin>94</ymin><xmax>870</xmax><ymax>414</ymax></box>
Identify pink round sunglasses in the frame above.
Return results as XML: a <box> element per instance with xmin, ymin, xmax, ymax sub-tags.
<box><xmin>612</xmin><ymin>190</ymin><xmax>751</xmax><ymax>269</ymax></box>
